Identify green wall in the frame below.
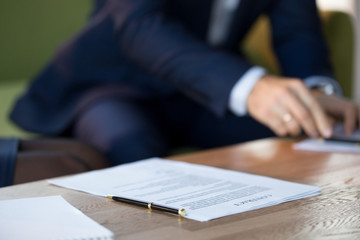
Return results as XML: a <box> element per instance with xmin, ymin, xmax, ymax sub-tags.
<box><xmin>0</xmin><ymin>0</ymin><xmax>91</xmax><ymax>82</ymax></box>
<box><xmin>0</xmin><ymin>0</ymin><xmax>91</xmax><ymax>137</ymax></box>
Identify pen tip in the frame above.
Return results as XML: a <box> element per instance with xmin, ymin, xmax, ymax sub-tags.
<box><xmin>106</xmin><ymin>195</ymin><xmax>113</xmax><ymax>199</ymax></box>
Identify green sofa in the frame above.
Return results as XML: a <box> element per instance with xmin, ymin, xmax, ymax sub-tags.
<box><xmin>0</xmin><ymin>1</ymin><xmax>354</xmax><ymax>138</ymax></box>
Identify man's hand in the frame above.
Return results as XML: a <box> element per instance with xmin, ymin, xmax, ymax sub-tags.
<box><xmin>247</xmin><ymin>75</ymin><xmax>333</xmax><ymax>138</ymax></box>
<box><xmin>313</xmin><ymin>91</ymin><xmax>360</xmax><ymax>135</ymax></box>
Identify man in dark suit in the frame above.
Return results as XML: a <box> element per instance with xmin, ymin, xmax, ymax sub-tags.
<box><xmin>10</xmin><ymin>0</ymin><xmax>360</xmax><ymax>165</ymax></box>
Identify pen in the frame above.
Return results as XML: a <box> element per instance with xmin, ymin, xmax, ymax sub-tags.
<box><xmin>107</xmin><ymin>195</ymin><xmax>186</xmax><ymax>217</ymax></box>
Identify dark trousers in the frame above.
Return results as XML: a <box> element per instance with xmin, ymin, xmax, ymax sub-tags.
<box><xmin>71</xmin><ymin>92</ymin><xmax>275</xmax><ymax>166</ymax></box>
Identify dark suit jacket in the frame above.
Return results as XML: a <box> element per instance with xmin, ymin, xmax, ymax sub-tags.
<box><xmin>10</xmin><ymin>0</ymin><xmax>333</xmax><ymax>135</ymax></box>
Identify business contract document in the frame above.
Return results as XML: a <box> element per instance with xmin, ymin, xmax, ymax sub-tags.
<box><xmin>49</xmin><ymin>158</ymin><xmax>320</xmax><ymax>221</ymax></box>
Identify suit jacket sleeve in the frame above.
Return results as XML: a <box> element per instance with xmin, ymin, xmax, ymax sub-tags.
<box><xmin>268</xmin><ymin>0</ymin><xmax>334</xmax><ymax>79</ymax></box>
<box><xmin>106</xmin><ymin>0</ymin><xmax>253</xmax><ymax>116</ymax></box>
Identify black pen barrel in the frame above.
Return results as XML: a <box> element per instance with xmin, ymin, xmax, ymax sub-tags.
<box><xmin>151</xmin><ymin>204</ymin><xmax>178</xmax><ymax>215</ymax></box>
<box><xmin>108</xmin><ymin>195</ymin><xmax>186</xmax><ymax>217</ymax></box>
<box><xmin>111</xmin><ymin>196</ymin><xmax>147</xmax><ymax>208</ymax></box>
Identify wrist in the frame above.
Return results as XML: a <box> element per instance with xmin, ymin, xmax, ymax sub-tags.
<box><xmin>229</xmin><ymin>66</ymin><xmax>266</xmax><ymax>116</ymax></box>
<box><xmin>310</xmin><ymin>83</ymin><xmax>336</xmax><ymax>98</ymax></box>
<box><xmin>311</xmin><ymin>83</ymin><xmax>335</xmax><ymax>95</ymax></box>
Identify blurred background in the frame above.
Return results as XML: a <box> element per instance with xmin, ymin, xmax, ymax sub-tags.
<box><xmin>0</xmin><ymin>1</ymin><xmax>91</xmax><ymax>137</ymax></box>
<box><xmin>317</xmin><ymin>0</ymin><xmax>360</xmax><ymax>101</ymax></box>
<box><xmin>0</xmin><ymin>0</ymin><xmax>358</xmax><ymax>137</ymax></box>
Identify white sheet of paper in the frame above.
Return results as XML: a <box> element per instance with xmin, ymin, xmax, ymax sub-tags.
<box><xmin>0</xmin><ymin>196</ymin><xmax>113</xmax><ymax>240</ymax></box>
<box><xmin>49</xmin><ymin>158</ymin><xmax>320</xmax><ymax>222</ymax></box>
<box><xmin>294</xmin><ymin>138</ymin><xmax>360</xmax><ymax>153</ymax></box>
<box><xmin>294</xmin><ymin>124</ymin><xmax>360</xmax><ymax>153</ymax></box>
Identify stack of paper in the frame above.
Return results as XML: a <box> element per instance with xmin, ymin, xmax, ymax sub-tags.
<box><xmin>0</xmin><ymin>196</ymin><xmax>113</xmax><ymax>240</ymax></box>
<box><xmin>295</xmin><ymin>124</ymin><xmax>360</xmax><ymax>153</ymax></box>
<box><xmin>294</xmin><ymin>138</ymin><xmax>360</xmax><ymax>153</ymax></box>
<box><xmin>49</xmin><ymin>158</ymin><xmax>321</xmax><ymax>222</ymax></box>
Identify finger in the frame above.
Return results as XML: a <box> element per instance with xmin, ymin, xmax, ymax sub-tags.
<box><xmin>262</xmin><ymin>107</ymin><xmax>288</xmax><ymax>136</ymax></box>
<box><xmin>327</xmin><ymin>116</ymin><xmax>336</xmax><ymax>128</ymax></box>
<box><xmin>267</xmin><ymin>117</ymin><xmax>288</xmax><ymax>137</ymax></box>
<box><xmin>343</xmin><ymin>105</ymin><xmax>356</xmax><ymax>135</ymax></box>
<box><xmin>289</xmin><ymin>81</ymin><xmax>332</xmax><ymax>138</ymax></box>
<box><xmin>284</xmin><ymin>117</ymin><xmax>302</xmax><ymax>137</ymax></box>
<box><xmin>278</xmin><ymin>89</ymin><xmax>318</xmax><ymax>138</ymax></box>
<box><xmin>271</xmin><ymin>105</ymin><xmax>301</xmax><ymax>136</ymax></box>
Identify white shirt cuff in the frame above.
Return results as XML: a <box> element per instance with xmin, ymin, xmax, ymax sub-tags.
<box><xmin>228</xmin><ymin>66</ymin><xmax>267</xmax><ymax>116</ymax></box>
<box><xmin>303</xmin><ymin>76</ymin><xmax>343</xmax><ymax>96</ymax></box>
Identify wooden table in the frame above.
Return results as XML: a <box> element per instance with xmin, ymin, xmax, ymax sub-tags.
<box><xmin>1</xmin><ymin>138</ymin><xmax>360</xmax><ymax>239</ymax></box>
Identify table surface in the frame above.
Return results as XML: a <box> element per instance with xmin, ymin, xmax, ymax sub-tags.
<box><xmin>1</xmin><ymin>138</ymin><xmax>360</xmax><ymax>240</ymax></box>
